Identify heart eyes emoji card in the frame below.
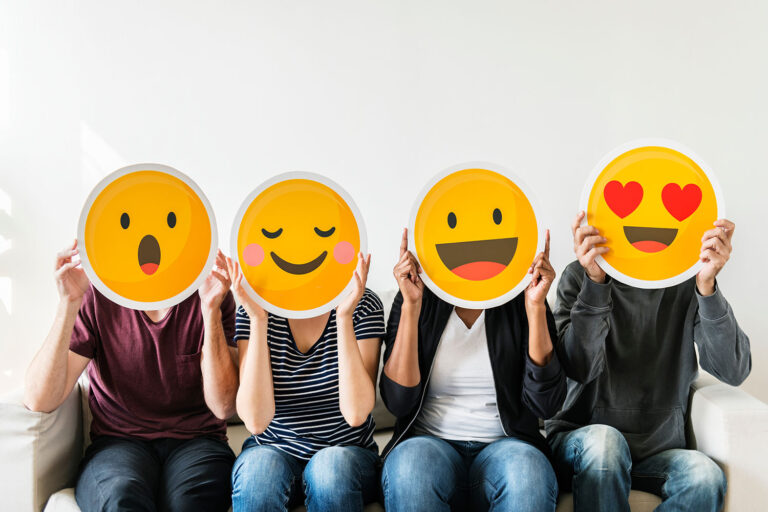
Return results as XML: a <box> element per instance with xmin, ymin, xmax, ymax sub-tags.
<box><xmin>580</xmin><ymin>140</ymin><xmax>725</xmax><ymax>288</ymax></box>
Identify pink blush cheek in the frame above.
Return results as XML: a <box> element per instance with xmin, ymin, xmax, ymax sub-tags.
<box><xmin>334</xmin><ymin>241</ymin><xmax>355</xmax><ymax>265</ymax></box>
<box><xmin>243</xmin><ymin>243</ymin><xmax>265</xmax><ymax>267</ymax></box>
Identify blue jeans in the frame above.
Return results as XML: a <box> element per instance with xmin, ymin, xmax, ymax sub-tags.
<box><xmin>75</xmin><ymin>435</ymin><xmax>235</xmax><ymax>512</ymax></box>
<box><xmin>550</xmin><ymin>424</ymin><xmax>726</xmax><ymax>512</ymax></box>
<box><xmin>382</xmin><ymin>435</ymin><xmax>558</xmax><ymax>512</ymax></box>
<box><xmin>231</xmin><ymin>438</ymin><xmax>380</xmax><ymax>512</ymax></box>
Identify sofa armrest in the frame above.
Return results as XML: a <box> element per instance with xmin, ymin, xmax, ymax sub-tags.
<box><xmin>0</xmin><ymin>385</ymin><xmax>84</xmax><ymax>511</ymax></box>
<box><xmin>689</xmin><ymin>373</ymin><xmax>768</xmax><ymax>512</ymax></box>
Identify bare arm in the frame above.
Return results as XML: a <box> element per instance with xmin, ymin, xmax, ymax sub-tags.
<box><xmin>24</xmin><ymin>240</ymin><xmax>91</xmax><ymax>412</ymax></box>
<box><xmin>525</xmin><ymin>229</ymin><xmax>555</xmax><ymax>366</ymax></box>
<box><xmin>336</xmin><ymin>253</ymin><xmax>380</xmax><ymax>427</ymax></box>
<box><xmin>382</xmin><ymin>228</ymin><xmax>424</xmax><ymax>387</ymax></box>
<box><xmin>198</xmin><ymin>250</ymin><xmax>239</xmax><ymax>419</ymax></box>
<box><xmin>227</xmin><ymin>257</ymin><xmax>275</xmax><ymax>435</ymax></box>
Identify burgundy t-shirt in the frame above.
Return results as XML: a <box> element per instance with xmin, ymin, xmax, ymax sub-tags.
<box><xmin>70</xmin><ymin>285</ymin><xmax>236</xmax><ymax>441</ymax></box>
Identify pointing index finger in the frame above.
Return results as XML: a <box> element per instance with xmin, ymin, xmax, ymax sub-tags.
<box><xmin>400</xmin><ymin>228</ymin><xmax>408</xmax><ymax>257</ymax></box>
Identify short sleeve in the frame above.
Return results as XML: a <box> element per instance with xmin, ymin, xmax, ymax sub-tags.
<box><xmin>233</xmin><ymin>304</ymin><xmax>251</xmax><ymax>343</ymax></box>
<box><xmin>352</xmin><ymin>289</ymin><xmax>386</xmax><ymax>340</ymax></box>
<box><xmin>69</xmin><ymin>286</ymin><xmax>98</xmax><ymax>359</ymax></box>
<box><xmin>220</xmin><ymin>291</ymin><xmax>237</xmax><ymax>347</ymax></box>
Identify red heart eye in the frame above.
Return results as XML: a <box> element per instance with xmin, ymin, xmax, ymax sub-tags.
<box><xmin>662</xmin><ymin>183</ymin><xmax>702</xmax><ymax>221</ymax></box>
<box><xmin>603</xmin><ymin>180</ymin><xmax>643</xmax><ymax>218</ymax></box>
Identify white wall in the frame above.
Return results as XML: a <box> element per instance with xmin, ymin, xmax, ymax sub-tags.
<box><xmin>1</xmin><ymin>1</ymin><xmax>767</xmax><ymax>401</ymax></box>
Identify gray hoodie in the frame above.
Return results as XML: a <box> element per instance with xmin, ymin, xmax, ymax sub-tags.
<box><xmin>545</xmin><ymin>260</ymin><xmax>751</xmax><ymax>461</ymax></box>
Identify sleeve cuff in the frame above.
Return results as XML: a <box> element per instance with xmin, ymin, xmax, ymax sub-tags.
<box><xmin>577</xmin><ymin>272</ymin><xmax>612</xmax><ymax>309</ymax></box>
<box><xmin>525</xmin><ymin>351</ymin><xmax>562</xmax><ymax>381</ymax></box>
<box><xmin>696</xmin><ymin>283</ymin><xmax>730</xmax><ymax>320</ymax></box>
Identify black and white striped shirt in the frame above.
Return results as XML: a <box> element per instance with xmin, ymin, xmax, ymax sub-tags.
<box><xmin>234</xmin><ymin>289</ymin><xmax>386</xmax><ymax>460</ymax></box>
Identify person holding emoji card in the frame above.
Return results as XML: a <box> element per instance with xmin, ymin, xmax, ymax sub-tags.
<box><xmin>546</xmin><ymin>143</ymin><xmax>751</xmax><ymax>512</ymax></box>
<box><xmin>228</xmin><ymin>174</ymin><xmax>386</xmax><ymax>512</ymax></box>
<box><xmin>23</xmin><ymin>166</ymin><xmax>239</xmax><ymax>512</ymax></box>
<box><xmin>379</xmin><ymin>165</ymin><xmax>566</xmax><ymax>512</ymax></box>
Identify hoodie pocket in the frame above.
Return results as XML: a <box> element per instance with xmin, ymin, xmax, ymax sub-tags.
<box><xmin>591</xmin><ymin>406</ymin><xmax>685</xmax><ymax>461</ymax></box>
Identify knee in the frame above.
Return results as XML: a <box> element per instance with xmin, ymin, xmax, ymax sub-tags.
<box><xmin>484</xmin><ymin>442</ymin><xmax>558</xmax><ymax>502</ymax></box>
<box><xmin>382</xmin><ymin>437</ymin><xmax>452</xmax><ymax>498</ymax></box>
<box><xmin>576</xmin><ymin>425</ymin><xmax>631</xmax><ymax>474</ymax></box>
<box><xmin>303</xmin><ymin>446</ymin><xmax>359</xmax><ymax>493</ymax></box>
<box><xmin>232</xmin><ymin>447</ymin><xmax>289</xmax><ymax>495</ymax></box>
<box><xmin>95</xmin><ymin>476</ymin><xmax>153</xmax><ymax>511</ymax></box>
<box><xmin>675</xmin><ymin>453</ymin><xmax>726</xmax><ymax>498</ymax></box>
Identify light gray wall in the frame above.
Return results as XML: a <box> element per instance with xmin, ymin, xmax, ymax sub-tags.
<box><xmin>1</xmin><ymin>0</ymin><xmax>766</xmax><ymax>401</ymax></box>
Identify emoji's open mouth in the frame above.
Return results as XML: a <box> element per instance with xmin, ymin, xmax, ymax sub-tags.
<box><xmin>623</xmin><ymin>226</ymin><xmax>678</xmax><ymax>253</ymax></box>
<box><xmin>271</xmin><ymin>251</ymin><xmax>327</xmax><ymax>275</ymax></box>
<box><xmin>138</xmin><ymin>235</ymin><xmax>161</xmax><ymax>275</ymax></box>
<box><xmin>435</xmin><ymin>237</ymin><xmax>518</xmax><ymax>281</ymax></box>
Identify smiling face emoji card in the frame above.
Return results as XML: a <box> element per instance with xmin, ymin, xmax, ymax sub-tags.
<box><xmin>410</xmin><ymin>163</ymin><xmax>543</xmax><ymax>308</ymax></box>
<box><xmin>232</xmin><ymin>172</ymin><xmax>365</xmax><ymax>318</ymax></box>
<box><xmin>78</xmin><ymin>164</ymin><xmax>217</xmax><ymax>309</ymax></box>
<box><xmin>580</xmin><ymin>140</ymin><xmax>725</xmax><ymax>288</ymax></box>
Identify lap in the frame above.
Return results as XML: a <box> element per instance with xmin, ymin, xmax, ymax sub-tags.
<box><xmin>158</xmin><ymin>437</ymin><xmax>235</xmax><ymax>511</ymax></box>
<box><xmin>75</xmin><ymin>436</ymin><xmax>161</xmax><ymax>512</ymax></box>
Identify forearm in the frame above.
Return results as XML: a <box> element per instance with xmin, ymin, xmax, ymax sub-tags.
<box><xmin>336</xmin><ymin>316</ymin><xmax>376</xmax><ymax>426</ymax></box>
<box><xmin>526</xmin><ymin>304</ymin><xmax>553</xmax><ymax>366</ymax></box>
<box><xmin>695</xmin><ymin>288</ymin><xmax>752</xmax><ymax>385</ymax></box>
<box><xmin>556</xmin><ymin>273</ymin><xmax>612</xmax><ymax>383</ymax></box>
<box><xmin>236</xmin><ymin>321</ymin><xmax>275</xmax><ymax>434</ymax></box>
<box><xmin>24</xmin><ymin>300</ymin><xmax>81</xmax><ymax>411</ymax></box>
<box><xmin>201</xmin><ymin>309</ymin><xmax>238</xmax><ymax>419</ymax></box>
<box><xmin>382</xmin><ymin>302</ymin><xmax>421</xmax><ymax>387</ymax></box>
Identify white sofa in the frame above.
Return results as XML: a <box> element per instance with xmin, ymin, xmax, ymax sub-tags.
<box><xmin>2</xmin><ymin>289</ymin><xmax>768</xmax><ymax>511</ymax></box>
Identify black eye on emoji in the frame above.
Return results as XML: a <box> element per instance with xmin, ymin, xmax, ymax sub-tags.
<box><xmin>314</xmin><ymin>226</ymin><xmax>336</xmax><ymax>237</ymax></box>
<box><xmin>167</xmin><ymin>212</ymin><xmax>176</xmax><ymax>228</ymax></box>
<box><xmin>262</xmin><ymin>227</ymin><xmax>283</xmax><ymax>239</ymax></box>
<box><xmin>447</xmin><ymin>212</ymin><xmax>457</xmax><ymax>229</ymax></box>
<box><xmin>120</xmin><ymin>212</ymin><xmax>130</xmax><ymax>229</ymax></box>
<box><xmin>493</xmin><ymin>208</ymin><xmax>502</xmax><ymax>225</ymax></box>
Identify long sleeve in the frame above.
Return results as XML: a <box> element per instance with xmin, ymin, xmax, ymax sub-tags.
<box><xmin>553</xmin><ymin>262</ymin><xmax>614</xmax><ymax>384</ymax></box>
<box><xmin>694</xmin><ymin>285</ymin><xmax>751</xmax><ymax>386</ymax></box>
<box><xmin>521</xmin><ymin>302</ymin><xmax>567</xmax><ymax>419</ymax></box>
<box><xmin>379</xmin><ymin>291</ymin><xmax>423</xmax><ymax>418</ymax></box>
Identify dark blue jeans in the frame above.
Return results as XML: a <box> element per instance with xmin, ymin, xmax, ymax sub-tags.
<box><xmin>381</xmin><ymin>435</ymin><xmax>558</xmax><ymax>512</ymax></box>
<box><xmin>75</xmin><ymin>435</ymin><xmax>235</xmax><ymax>512</ymax></box>
<box><xmin>231</xmin><ymin>438</ymin><xmax>380</xmax><ymax>512</ymax></box>
<box><xmin>550</xmin><ymin>425</ymin><xmax>726</xmax><ymax>512</ymax></box>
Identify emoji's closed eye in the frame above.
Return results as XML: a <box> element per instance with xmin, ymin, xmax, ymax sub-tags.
<box><xmin>314</xmin><ymin>226</ymin><xmax>335</xmax><ymax>237</ymax></box>
<box><xmin>262</xmin><ymin>227</ymin><xmax>283</xmax><ymax>239</ymax></box>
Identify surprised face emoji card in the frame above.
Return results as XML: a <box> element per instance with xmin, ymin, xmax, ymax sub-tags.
<box><xmin>78</xmin><ymin>164</ymin><xmax>217</xmax><ymax>309</ymax></box>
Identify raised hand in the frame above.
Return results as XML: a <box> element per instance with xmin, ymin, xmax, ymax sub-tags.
<box><xmin>337</xmin><ymin>252</ymin><xmax>371</xmax><ymax>319</ymax></box>
<box><xmin>54</xmin><ymin>239</ymin><xmax>89</xmax><ymax>304</ymax></box>
<box><xmin>199</xmin><ymin>249</ymin><xmax>232</xmax><ymax>312</ymax></box>
<box><xmin>696</xmin><ymin>219</ymin><xmax>735</xmax><ymax>295</ymax></box>
<box><xmin>226</xmin><ymin>255</ymin><xmax>267</xmax><ymax>321</ymax></box>
<box><xmin>393</xmin><ymin>228</ymin><xmax>424</xmax><ymax>306</ymax></box>
<box><xmin>525</xmin><ymin>229</ymin><xmax>556</xmax><ymax>307</ymax></box>
<box><xmin>572</xmin><ymin>211</ymin><xmax>608</xmax><ymax>283</ymax></box>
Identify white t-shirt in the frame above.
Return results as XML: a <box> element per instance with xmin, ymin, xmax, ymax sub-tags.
<box><xmin>413</xmin><ymin>308</ymin><xmax>506</xmax><ymax>442</ymax></box>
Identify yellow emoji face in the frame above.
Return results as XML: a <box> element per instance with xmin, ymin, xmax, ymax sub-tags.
<box><xmin>232</xmin><ymin>173</ymin><xmax>365</xmax><ymax>318</ymax></box>
<box><xmin>78</xmin><ymin>164</ymin><xmax>217</xmax><ymax>309</ymax></box>
<box><xmin>581</xmin><ymin>140</ymin><xmax>724</xmax><ymax>288</ymax></box>
<box><xmin>410</xmin><ymin>164</ymin><xmax>542</xmax><ymax>308</ymax></box>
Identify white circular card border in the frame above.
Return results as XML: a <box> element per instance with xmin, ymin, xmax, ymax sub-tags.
<box><xmin>578</xmin><ymin>138</ymin><xmax>726</xmax><ymax>289</ymax></box>
<box><xmin>77</xmin><ymin>163</ymin><xmax>218</xmax><ymax>310</ymax></box>
<box><xmin>230</xmin><ymin>171</ymin><xmax>368</xmax><ymax>319</ymax></box>
<box><xmin>408</xmin><ymin>161</ymin><xmax>546</xmax><ymax>309</ymax></box>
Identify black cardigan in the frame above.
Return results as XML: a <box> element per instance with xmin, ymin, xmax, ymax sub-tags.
<box><xmin>379</xmin><ymin>287</ymin><xmax>566</xmax><ymax>458</ymax></box>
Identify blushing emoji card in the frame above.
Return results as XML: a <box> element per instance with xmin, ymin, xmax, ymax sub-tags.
<box><xmin>77</xmin><ymin>164</ymin><xmax>217</xmax><ymax>309</ymax></box>
<box><xmin>580</xmin><ymin>140</ymin><xmax>725</xmax><ymax>288</ymax></box>
<box><xmin>409</xmin><ymin>163</ymin><xmax>544</xmax><ymax>308</ymax></box>
<box><xmin>232</xmin><ymin>172</ymin><xmax>365</xmax><ymax>318</ymax></box>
